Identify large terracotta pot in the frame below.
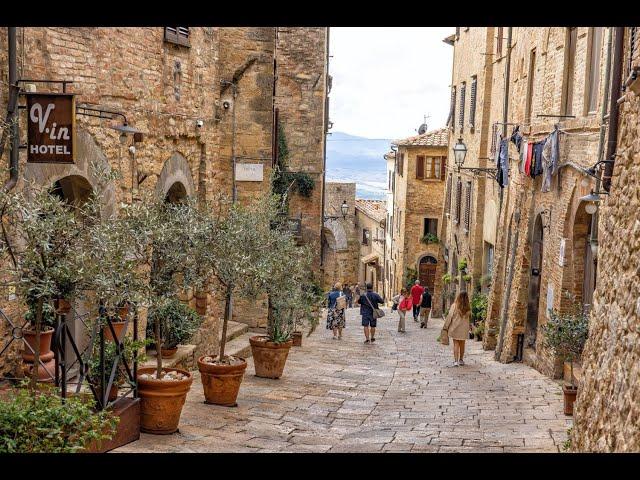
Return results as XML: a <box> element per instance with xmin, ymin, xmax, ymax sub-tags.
<box><xmin>137</xmin><ymin>367</ymin><xmax>193</xmax><ymax>435</ymax></box>
<box><xmin>291</xmin><ymin>331</ymin><xmax>303</xmax><ymax>347</ymax></box>
<box><xmin>563</xmin><ymin>384</ymin><xmax>578</xmax><ymax>416</ymax></box>
<box><xmin>22</xmin><ymin>327</ymin><xmax>56</xmax><ymax>382</ymax></box>
<box><xmin>160</xmin><ymin>346</ymin><xmax>178</xmax><ymax>358</ymax></box>
<box><xmin>249</xmin><ymin>336</ymin><xmax>293</xmax><ymax>379</ymax></box>
<box><xmin>103</xmin><ymin>320</ymin><xmax>127</xmax><ymax>343</ymax></box>
<box><xmin>197</xmin><ymin>356</ymin><xmax>247</xmax><ymax>406</ymax></box>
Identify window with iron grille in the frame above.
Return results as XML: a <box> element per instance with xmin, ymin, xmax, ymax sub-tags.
<box><xmin>447</xmin><ymin>86</ymin><xmax>456</xmax><ymax>127</ymax></box>
<box><xmin>459</xmin><ymin>82</ymin><xmax>466</xmax><ymax>133</ymax></box>
<box><xmin>446</xmin><ymin>174</ymin><xmax>453</xmax><ymax>213</ymax></box>
<box><xmin>164</xmin><ymin>27</ymin><xmax>191</xmax><ymax>47</ymax></box>
<box><xmin>464</xmin><ymin>181</ymin><xmax>472</xmax><ymax>233</ymax></box>
<box><xmin>455</xmin><ymin>178</ymin><xmax>462</xmax><ymax>224</ymax></box>
<box><xmin>469</xmin><ymin>76</ymin><xmax>477</xmax><ymax>129</ymax></box>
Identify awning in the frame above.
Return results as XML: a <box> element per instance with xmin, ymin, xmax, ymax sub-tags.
<box><xmin>361</xmin><ymin>253</ymin><xmax>379</xmax><ymax>264</ymax></box>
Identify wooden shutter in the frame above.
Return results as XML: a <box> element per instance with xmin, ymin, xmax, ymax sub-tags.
<box><xmin>469</xmin><ymin>76</ymin><xmax>477</xmax><ymax>128</ymax></box>
<box><xmin>165</xmin><ymin>27</ymin><xmax>190</xmax><ymax>47</ymax></box>
<box><xmin>459</xmin><ymin>82</ymin><xmax>466</xmax><ymax>133</ymax></box>
<box><xmin>447</xmin><ymin>86</ymin><xmax>456</xmax><ymax>127</ymax></box>
<box><xmin>416</xmin><ymin>155</ymin><xmax>424</xmax><ymax>179</ymax></box>
<box><xmin>455</xmin><ymin>179</ymin><xmax>462</xmax><ymax>224</ymax></box>
<box><xmin>464</xmin><ymin>181</ymin><xmax>472</xmax><ymax>232</ymax></box>
<box><xmin>496</xmin><ymin>27</ymin><xmax>503</xmax><ymax>56</ymax></box>
<box><xmin>435</xmin><ymin>157</ymin><xmax>442</xmax><ymax>179</ymax></box>
<box><xmin>446</xmin><ymin>175</ymin><xmax>452</xmax><ymax>212</ymax></box>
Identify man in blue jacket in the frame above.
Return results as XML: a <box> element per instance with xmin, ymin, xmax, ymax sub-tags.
<box><xmin>357</xmin><ymin>282</ymin><xmax>384</xmax><ymax>344</ymax></box>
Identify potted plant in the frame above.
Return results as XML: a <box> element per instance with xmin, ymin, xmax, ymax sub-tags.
<box><xmin>420</xmin><ymin>233</ymin><xmax>439</xmax><ymax>245</ymax></box>
<box><xmin>473</xmin><ymin>321</ymin><xmax>485</xmax><ymax>341</ymax></box>
<box><xmin>147</xmin><ymin>297</ymin><xmax>201</xmax><ymax>358</ymax></box>
<box><xmin>541</xmin><ymin>303</ymin><xmax>589</xmax><ymax>416</ymax></box>
<box><xmin>0</xmin><ymin>382</ymin><xmax>118</xmax><ymax>453</ymax></box>
<box><xmin>21</xmin><ymin>296</ymin><xmax>57</xmax><ymax>381</ymax></box>
<box><xmin>119</xmin><ymin>196</ymin><xmax>207</xmax><ymax>434</ymax></box>
<box><xmin>442</xmin><ymin>273</ymin><xmax>452</xmax><ymax>285</ymax></box>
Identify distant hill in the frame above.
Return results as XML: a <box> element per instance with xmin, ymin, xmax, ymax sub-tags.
<box><xmin>325</xmin><ymin>132</ymin><xmax>391</xmax><ymax>200</ymax></box>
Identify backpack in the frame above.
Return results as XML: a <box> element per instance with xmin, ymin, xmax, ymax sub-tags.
<box><xmin>335</xmin><ymin>293</ymin><xmax>347</xmax><ymax>310</ymax></box>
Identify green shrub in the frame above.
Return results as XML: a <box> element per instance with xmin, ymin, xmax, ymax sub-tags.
<box><xmin>458</xmin><ymin>258</ymin><xmax>468</xmax><ymax>271</ymax></box>
<box><xmin>147</xmin><ymin>298</ymin><xmax>202</xmax><ymax>349</ymax></box>
<box><xmin>0</xmin><ymin>384</ymin><xmax>118</xmax><ymax>453</ymax></box>
<box><xmin>420</xmin><ymin>233</ymin><xmax>439</xmax><ymax>245</ymax></box>
<box><xmin>471</xmin><ymin>292</ymin><xmax>488</xmax><ymax>323</ymax></box>
<box><xmin>88</xmin><ymin>337</ymin><xmax>149</xmax><ymax>387</ymax></box>
<box><xmin>442</xmin><ymin>273</ymin><xmax>452</xmax><ymax>284</ymax></box>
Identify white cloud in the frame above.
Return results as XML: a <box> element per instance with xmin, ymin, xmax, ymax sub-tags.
<box><xmin>329</xmin><ymin>27</ymin><xmax>454</xmax><ymax>139</ymax></box>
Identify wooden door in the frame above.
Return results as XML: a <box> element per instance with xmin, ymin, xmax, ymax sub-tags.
<box><xmin>419</xmin><ymin>256</ymin><xmax>437</xmax><ymax>293</ymax></box>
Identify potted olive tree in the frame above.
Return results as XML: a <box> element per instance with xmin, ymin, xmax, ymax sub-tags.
<box><xmin>118</xmin><ymin>196</ymin><xmax>209</xmax><ymax>434</ymax></box>
<box><xmin>542</xmin><ymin>302</ymin><xmax>589</xmax><ymax>416</ymax></box>
<box><xmin>146</xmin><ymin>297</ymin><xmax>201</xmax><ymax>358</ymax></box>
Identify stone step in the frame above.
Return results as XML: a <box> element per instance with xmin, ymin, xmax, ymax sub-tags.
<box><xmin>219</xmin><ymin>320</ymin><xmax>249</xmax><ymax>343</ymax></box>
<box><xmin>142</xmin><ymin>344</ymin><xmax>196</xmax><ymax>372</ymax></box>
<box><xmin>221</xmin><ymin>332</ymin><xmax>253</xmax><ymax>360</ymax></box>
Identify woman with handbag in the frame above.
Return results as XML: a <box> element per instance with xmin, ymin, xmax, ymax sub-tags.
<box><xmin>441</xmin><ymin>290</ymin><xmax>471</xmax><ymax>366</ymax></box>
<box><xmin>392</xmin><ymin>288</ymin><xmax>412</xmax><ymax>333</ymax></box>
<box><xmin>326</xmin><ymin>282</ymin><xmax>346</xmax><ymax>340</ymax></box>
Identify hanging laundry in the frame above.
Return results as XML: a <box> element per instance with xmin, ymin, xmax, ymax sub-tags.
<box><xmin>519</xmin><ymin>140</ymin><xmax>528</xmax><ymax>174</ymax></box>
<box><xmin>532</xmin><ymin>140</ymin><xmax>546</xmax><ymax>178</ymax></box>
<box><xmin>524</xmin><ymin>141</ymin><xmax>533</xmax><ymax>176</ymax></box>
<box><xmin>496</xmin><ymin>138</ymin><xmax>509</xmax><ymax>188</ymax></box>
<box><xmin>541</xmin><ymin>129</ymin><xmax>559</xmax><ymax>192</ymax></box>
<box><xmin>510</xmin><ymin>125</ymin><xmax>523</xmax><ymax>153</ymax></box>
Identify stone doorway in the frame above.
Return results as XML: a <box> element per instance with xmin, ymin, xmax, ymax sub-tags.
<box><xmin>418</xmin><ymin>255</ymin><xmax>437</xmax><ymax>294</ymax></box>
<box><xmin>524</xmin><ymin>213</ymin><xmax>544</xmax><ymax>364</ymax></box>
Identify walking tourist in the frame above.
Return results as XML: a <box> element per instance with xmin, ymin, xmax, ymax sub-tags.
<box><xmin>343</xmin><ymin>283</ymin><xmax>353</xmax><ymax>308</ymax></box>
<box><xmin>350</xmin><ymin>284</ymin><xmax>357</xmax><ymax>308</ymax></box>
<box><xmin>326</xmin><ymin>282</ymin><xmax>346</xmax><ymax>340</ymax></box>
<box><xmin>354</xmin><ymin>284</ymin><xmax>361</xmax><ymax>306</ymax></box>
<box><xmin>392</xmin><ymin>288</ymin><xmax>412</xmax><ymax>333</ymax></box>
<box><xmin>410</xmin><ymin>280</ymin><xmax>425</xmax><ymax>322</ymax></box>
<box><xmin>419</xmin><ymin>287</ymin><xmax>432</xmax><ymax>328</ymax></box>
<box><xmin>357</xmin><ymin>282</ymin><xmax>384</xmax><ymax>344</ymax></box>
<box><xmin>441</xmin><ymin>287</ymin><xmax>471</xmax><ymax>366</ymax></box>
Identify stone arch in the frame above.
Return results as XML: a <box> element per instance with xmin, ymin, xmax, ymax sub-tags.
<box><xmin>323</xmin><ymin>218</ymin><xmax>348</xmax><ymax>251</ymax></box>
<box><xmin>155</xmin><ymin>152</ymin><xmax>195</xmax><ymax>201</ymax></box>
<box><xmin>23</xmin><ymin>128</ymin><xmax>116</xmax><ymax>218</ymax></box>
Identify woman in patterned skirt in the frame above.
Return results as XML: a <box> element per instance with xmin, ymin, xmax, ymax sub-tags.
<box><xmin>326</xmin><ymin>282</ymin><xmax>346</xmax><ymax>339</ymax></box>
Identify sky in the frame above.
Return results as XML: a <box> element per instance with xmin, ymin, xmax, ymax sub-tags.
<box><xmin>328</xmin><ymin>27</ymin><xmax>454</xmax><ymax>140</ymax></box>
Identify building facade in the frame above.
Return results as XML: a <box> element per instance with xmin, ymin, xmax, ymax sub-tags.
<box><xmin>387</xmin><ymin>128</ymin><xmax>448</xmax><ymax>316</ymax></box>
<box><xmin>0</xmin><ymin>27</ymin><xmax>328</xmax><ymax>374</ymax></box>
<box><xmin>355</xmin><ymin>200</ymin><xmax>386</xmax><ymax>294</ymax></box>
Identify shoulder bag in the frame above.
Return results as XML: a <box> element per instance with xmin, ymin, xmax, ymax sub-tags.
<box><xmin>364</xmin><ymin>292</ymin><xmax>385</xmax><ymax>319</ymax></box>
<box><xmin>335</xmin><ymin>292</ymin><xmax>347</xmax><ymax>310</ymax></box>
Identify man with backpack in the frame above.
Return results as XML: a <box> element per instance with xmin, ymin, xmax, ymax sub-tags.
<box><xmin>419</xmin><ymin>287</ymin><xmax>432</xmax><ymax>328</ymax></box>
<box><xmin>357</xmin><ymin>282</ymin><xmax>385</xmax><ymax>344</ymax></box>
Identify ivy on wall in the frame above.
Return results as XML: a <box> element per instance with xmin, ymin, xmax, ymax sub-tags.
<box><xmin>271</xmin><ymin>121</ymin><xmax>315</xmax><ymax>210</ymax></box>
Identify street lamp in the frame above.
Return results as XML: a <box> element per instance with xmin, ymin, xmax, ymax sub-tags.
<box><xmin>341</xmin><ymin>201</ymin><xmax>348</xmax><ymax>218</ymax></box>
<box><xmin>453</xmin><ymin>137</ymin><xmax>467</xmax><ymax>168</ymax></box>
<box><xmin>580</xmin><ymin>192</ymin><xmax>601</xmax><ymax>215</ymax></box>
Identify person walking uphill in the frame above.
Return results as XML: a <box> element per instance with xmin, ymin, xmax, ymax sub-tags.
<box><xmin>357</xmin><ymin>282</ymin><xmax>384</xmax><ymax>344</ymax></box>
<box><xmin>392</xmin><ymin>288</ymin><xmax>412</xmax><ymax>333</ymax></box>
<box><xmin>326</xmin><ymin>282</ymin><xmax>346</xmax><ymax>340</ymax></box>
<box><xmin>419</xmin><ymin>287</ymin><xmax>432</xmax><ymax>328</ymax></box>
<box><xmin>410</xmin><ymin>280</ymin><xmax>424</xmax><ymax>323</ymax></box>
<box><xmin>343</xmin><ymin>283</ymin><xmax>353</xmax><ymax>309</ymax></box>
<box><xmin>441</xmin><ymin>276</ymin><xmax>471</xmax><ymax>366</ymax></box>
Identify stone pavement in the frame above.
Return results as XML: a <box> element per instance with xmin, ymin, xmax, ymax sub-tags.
<box><xmin>116</xmin><ymin>308</ymin><xmax>572</xmax><ymax>453</ymax></box>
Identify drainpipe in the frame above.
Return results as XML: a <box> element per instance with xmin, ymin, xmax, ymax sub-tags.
<box><xmin>602</xmin><ymin>27</ymin><xmax>625</xmax><ymax>192</ymax></box>
<box><xmin>2</xmin><ymin>27</ymin><xmax>19</xmax><ymax>193</ymax></box>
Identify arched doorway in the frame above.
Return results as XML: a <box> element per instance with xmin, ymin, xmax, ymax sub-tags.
<box><xmin>165</xmin><ymin>181</ymin><xmax>188</xmax><ymax>204</ymax></box>
<box><xmin>418</xmin><ymin>255</ymin><xmax>437</xmax><ymax>294</ymax></box>
<box><xmin>572</xmin><ymin>203</ymin><xmax>595</xmax><ymax>312</ymax></box>
<box><xmin>525</xmin><ymin>213</ymin><xmax>544</xmax><ymax>351</ymax></box>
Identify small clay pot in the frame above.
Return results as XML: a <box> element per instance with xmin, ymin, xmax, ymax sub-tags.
<box><xmin>291</xmin><ymin>331</ymin><xmax>303</xmax><ymax>347</ymax></box>
<box><xmin>197</xmin><ymin>355</ymin><xmax>247</xmax><ymax>406</ymax></box>
<box><xmin>54</xmin><ymin>298</ymin><xmax>71</xmax><ymax>314</ymax></box>
<box><xmin>563</xmin><ymin>384</ymin><xmax>578</xmax><ymax>416</ymax></box>
<box><xmin>103</xmin><ymin>320</ymin><xmax>127</xmax><ymax>343</ymax></box>
<box><xmin>249</xmin><ymin>335</ymin><xmax>293</xmax><ymax>379</ymax></box>
<box><xmin>137</xmin><ymin>367</ymin><xmax>193</xmax><ymax>435</ymax></box>
<box><xmin>160</xmin><ymin>346</ymin><xmax>178</xmax><ymax>358</ymax></box>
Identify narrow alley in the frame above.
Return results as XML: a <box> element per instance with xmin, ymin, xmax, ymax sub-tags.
<box><xmin>117</xmin><ymin>308</ymin><xmax>571</xmax><ymax>453</ymax></box>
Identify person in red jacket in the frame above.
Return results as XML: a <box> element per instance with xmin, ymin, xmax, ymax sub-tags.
<box><xmin>392</xmin><ymin>288</ymin><xmax>412</xmax><ymax>333</ymax></box>
<box><xmin>410</xmin><ymin>280</ymin><xmax>425</xmax><ymax>322</ymax></box>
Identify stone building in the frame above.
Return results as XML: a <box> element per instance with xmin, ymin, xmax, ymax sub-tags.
<box><xmin>321</xmin><ymin>182</ymin><xmax>359</xmax><ymax>290</ymax></box>
<box><xmin>382</xmin><ymin>150</ymin><xmax>396</xmax><ymax>301</ymax></box>
<box><xmin>355</xmin><ymin>200</ymin><xmax>386</xmax><ymax>294</ymax></box>
<box><xmin>0</xmin><ymin>27</ymin><xmax>328</xmax><ymax>375</ymax></box>
<box><xmin>572</xmin><ymin>27</ymin><xmax>640</xmax><ymax>452</ymax></box>
<box><xmin>444</xmin><ymin>27</ymin><xmax>614</xmax><ymax>378</ymax></box>
<box><xmin>387</xmin><ymin>128</ymin><xmax>448</xmax><ymax>316</ymax></box>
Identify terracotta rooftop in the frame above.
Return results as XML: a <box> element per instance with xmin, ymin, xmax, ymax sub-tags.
<box><xmin>393</xmin><ymin>127</ymin><xmax>450</xmax><ymax>148</ymax></box>
<box><xmin>355</xmin><ymin>199</ymin><xmax>386</xmax><ymax>223</ymax></box>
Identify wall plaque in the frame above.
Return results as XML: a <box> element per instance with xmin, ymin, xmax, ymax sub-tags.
<box><xmin>26</xmin><ymin>93</ymin><xmax>75</xmax><ymax>164</ymax></box>
<box><xmin>235</xmin><ymin>163</ymin><xmax>263</xmax><ymax>182</ymax></box>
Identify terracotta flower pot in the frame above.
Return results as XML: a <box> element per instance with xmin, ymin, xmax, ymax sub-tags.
<box><xmin>95</xmin><ymin>383</ymin><xmax>119</xmax><ymax>403</ymax></box>
<box><xmin>197</xmin><ymin>356</ymin><xmax>247</xmax><ymax>406</ymax></box>
<box><xmin>563</xmin><ymin>384</ymin><xmax>578</xmax><ymax>416</ymax></box>
<box><xmin>22</xmin><ymin>327</ymin><xmax>56</xmax><ymax>382</ymax></box>
<box><xmin>249</xmin><ymin>335</ymin><xmax>293</xmax><ymax>379</ymax></box>
<box><xmin>137</xmin><ymin>367</ymin><xmax>193</xmax><ymax>435</ymax></box>
<box><xmin>291</xmin><ymin>331</ymin><xmax>303</xmax><ymax>347</ymax></box>
<box><xmin>103</xmin><ymin>320</ymin><xmax>127</xmax><ymax>343</ymax></box>
<box><xmin>54</xmin><ymin>298</ymin><xmax>71</xmax><ymax>314</ymax></box>
<box><xmin>160</xmin><ymin>346</ymin><xmax>178</xmax><ymax>358</ymax></box>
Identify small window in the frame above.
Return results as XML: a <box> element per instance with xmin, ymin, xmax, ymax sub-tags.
<box><xmin>562</xmin><ymin>27</ymin><xmax>578</xmax><ymax>116</ymax></box>
<box><xmin>469</xmin><ymin>76</ymin><xmax>477</xmax><ymax>129</ymax></box>
<box><xmin>423</xmin><ymin>218</ymin><xmax>438</xmax><ymax>237</ymax></box>
<box><xmin>165</xmin><ymin>27</ymin><xmax>190</xmax><ymax>47</ymax></box>
<box><xmin>525</xmin><ymin>48</ymin><xmax>536</xmax><ymax>124</ymax></box>
<box><xmin>362</xmin><ymin>228</ymin><xmax>369</xmax><ymax>245</ymax></box>
<box><xmin>586</xmin><ymin>27</ymin><xmax>603</xmax><ymax>114</ymax></box>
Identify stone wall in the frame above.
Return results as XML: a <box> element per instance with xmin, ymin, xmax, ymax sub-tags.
<box><xmin>355</xmin><ymin>201</ymin><xmax>386</xmax><ymax>295</ymax></box>
<box><xmin>322</xmin><ymin>182</ymin><xmax>359</xmax><ymax>290</ymax></box>
<box><xmin>572</xmin><ymin>28</ymin><xmax>640</xmax><ymax>452</ymax></box>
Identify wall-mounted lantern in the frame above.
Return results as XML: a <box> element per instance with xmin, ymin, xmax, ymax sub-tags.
<box><xmin>341</xmin><ymin>200</ymin><xmax>348</xmax><ymax>218</ymax></box>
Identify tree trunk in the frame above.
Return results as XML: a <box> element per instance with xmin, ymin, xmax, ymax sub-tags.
<box><xmin>154</xmin><ymin>316</ymin><xmax>163</xmax><ymax>378</ymax></box>
<box><xmin>218</xmin><ymin>284</ymin><xmax>232</xmax><ymax>362</ymax></box>
<box><xmin>30</xmin><ymin>298</ymin><xmax>44</xmax><ymax>392</ymax></box>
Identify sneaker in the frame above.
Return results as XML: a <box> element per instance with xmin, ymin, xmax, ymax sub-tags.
<box><xmin>371</xmin><ymin>338</ymin><xmax>376</xmax><ymax>343</ymax></box>
<box><xmin>364</xmin><ymin>339</ymin><xmax>370</xmax><ymax>344</ymax></box>
<box><xmin>453</xmin><ymin>361</ymin><xmax>459</xmax><ymax>367</ymax></box>
<box><xmin>458</xmin><ymin>360</ymin><xmax>465</xmax><ymax>366</ymax></box>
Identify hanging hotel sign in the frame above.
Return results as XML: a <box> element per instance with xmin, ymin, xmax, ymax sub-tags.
<box><xmin>26</xmin><ymin>93</ymin><xmax>76</xmax><ymax>164</ymax></box>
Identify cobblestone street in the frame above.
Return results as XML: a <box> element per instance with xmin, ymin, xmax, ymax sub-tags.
<box><xmin>116</xmin><ymin>308</ymin><xmax>572</xmax><ymax>453</ymax></box>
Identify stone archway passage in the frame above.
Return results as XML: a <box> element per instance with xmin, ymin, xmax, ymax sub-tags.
<box><xmin>156</xmin><ymin>152</ymin><xmax>195</xmax><ymax>201</ymax></box>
